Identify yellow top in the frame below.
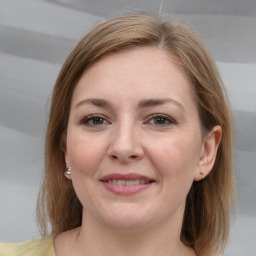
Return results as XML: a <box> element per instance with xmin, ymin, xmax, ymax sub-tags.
<box><xmin>0</xmin><ymin>236</ymin><xmax>55</xmax><ymax>256</ymax></box>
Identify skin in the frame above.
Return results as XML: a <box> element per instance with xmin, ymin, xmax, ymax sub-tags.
<box><xmin>54</xmin><ymin>46</ymin><xmax>221</xmax><ymax>256</ymax></box>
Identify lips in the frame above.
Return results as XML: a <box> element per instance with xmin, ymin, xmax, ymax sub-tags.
<box><xmin>100</xmin><ymin>173</ymin><xmax>155</xmax><ymax>195</ymax></box>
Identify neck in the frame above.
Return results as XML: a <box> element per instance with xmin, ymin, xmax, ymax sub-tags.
<box><xmin>74</xmin><ymin>210</ymin><xmax>185</xmax><ymax>256</ymax></box>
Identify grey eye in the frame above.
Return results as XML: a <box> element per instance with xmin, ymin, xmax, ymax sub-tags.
<box><xmin>81</xmin><ymin>116</ymin><xmax>109</xmax><ymax>126</ymax></box>
<box><xmin>148</xmin><ymin>114</ymin><xmax>175</xmax><ymax>126</ymax></box>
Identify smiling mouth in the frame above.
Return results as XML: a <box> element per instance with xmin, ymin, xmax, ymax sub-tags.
<box><xmin>100</xmin><ymin>173</ymin><xmax>155</xmax><ymax>195</ymax></box>
<box><xmin>100</xmin><ymin>173</ymin><xmax>155</xmax><ymax>184</ymax></box>
<box><xmin>103</xmin><ymin>180</ymin><xmax>154</xmax><ymax>185</ymax></box>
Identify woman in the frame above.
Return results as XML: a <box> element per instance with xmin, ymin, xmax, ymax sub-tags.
<box><xmin>0</xmin><ymin>12</ymin><xmax>236</xmax><ymax>256</ymax></box>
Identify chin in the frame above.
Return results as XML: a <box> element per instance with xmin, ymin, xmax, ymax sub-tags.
<box><xmin>105</xmin><ymin>217</ymin><xmax>150</xmax><ymax>232</ymax></box>
<box><xmin>100</xmin><ymin>202</ymin><xmax>156</xmax><ymax>231</ymax></box>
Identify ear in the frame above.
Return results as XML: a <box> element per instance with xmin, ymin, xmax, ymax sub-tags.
<box><xmin>194</xmin><ymin>125</ymin><xmax>222</xmax><ymax>181</ymax></box>
<box><xmin>61</xmin><ymin>132</ymin><xmax>72</xmax><ymax>180</ymax></box>
<box><xmin>64</xmin><ymin>153</ymin><xmax>72</xmax><ymax>180</ymax></box>
<box><xmin>64</xmin><ymin>166</ymin><xmax>72</xmax><ymax>180</ymax></box>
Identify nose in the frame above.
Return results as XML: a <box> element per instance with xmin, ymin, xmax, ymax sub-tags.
<box><xmin>107</xmin><ymin>124</ymin><xmax>144</xmax><ymax>163</ymax></box>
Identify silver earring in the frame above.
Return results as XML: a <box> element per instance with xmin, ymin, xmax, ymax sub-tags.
<box><xmin>200</xmin><ymin>171</ymin><xmax>205</xmax><ymax>179</ymax></box>
<box><xmin>65</xmin><ymin>167</ymin><xmax>71</xmax><ymax>175</ymax></box>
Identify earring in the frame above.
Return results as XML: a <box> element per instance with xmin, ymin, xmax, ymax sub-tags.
<box><xmin>200</xmin><ymin>171</ymin><xmax>205</xmax><ymax>179</ymax></box>
<box><xmin>65</xmin><ymin>167</ymin><xmax>72</xmax><ymax>175</ymax></box>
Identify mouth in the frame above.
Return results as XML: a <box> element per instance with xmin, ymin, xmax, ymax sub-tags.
<box><xmin>103</xmin><ymin>179</ymin><xmax>153</xmax><ymax>185</ymax></box>
<box><xmin>100</xmin><ymin>173</ymin><xmax>155</xmax><ymax>195</ymax></box>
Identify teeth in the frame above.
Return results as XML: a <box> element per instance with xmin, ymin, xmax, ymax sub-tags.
<box><xmin>118</xmin><ymin>180</ymin><xmax>126</xmax><ymax>186</ymax></box>
<box><xmin>107</xmin><ymin>180</ymin><xmax>150</xmax><ymax>185</ymax></box>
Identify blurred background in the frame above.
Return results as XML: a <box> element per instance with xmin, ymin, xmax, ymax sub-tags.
<box><xmin>0</xmin><ymin>0</ymin><xmax>255</xmax><ymax>255</ymax></box>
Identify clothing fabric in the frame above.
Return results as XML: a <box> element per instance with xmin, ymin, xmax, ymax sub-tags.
<box><xmin>0</xmin><ymin>236</ymin><xmax>55</xmax><ymax>256</ymax></box>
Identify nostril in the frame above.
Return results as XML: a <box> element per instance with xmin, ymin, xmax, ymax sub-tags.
<box><xmin>111</xmin><ymin>155</ymin><xmax>137</xmax><ymax>160</ymax></box>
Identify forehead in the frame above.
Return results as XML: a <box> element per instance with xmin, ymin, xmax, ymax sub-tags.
<box><xmin>71</xmin><ymin>46</ymin><xmax>195</xmax><ymax>108</ymax></box>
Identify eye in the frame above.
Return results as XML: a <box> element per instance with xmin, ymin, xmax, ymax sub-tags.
<box><xmin>146</xmin><ymin>114</ymin><xmax>176</xmax><ymax>126</ymax></box>
<box><xmin>80</xmin><ymin>115</ymin><xmax>110</xmax><ymax>126</ymax></box>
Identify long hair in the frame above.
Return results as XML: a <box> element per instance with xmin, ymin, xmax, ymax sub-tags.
<box><xmin>37</xmin><ymin>12</ymin><xmax>236</xmax><ymax>256</ymax></box>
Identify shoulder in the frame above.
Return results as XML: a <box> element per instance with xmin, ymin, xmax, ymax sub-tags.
<box><xmin>0</xmin><ymin>236</ymin><xmax>55</xmax><ymax>256</ymax></box>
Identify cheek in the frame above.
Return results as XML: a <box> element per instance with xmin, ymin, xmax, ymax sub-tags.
<box><xmin>66</xmin><ymin>130</ymin><xmax>108</xmax><ymax>208</ymax></box>
<box><xmin>142</xmin><ymin>134</ymin><xmax>201</xmax><ymax>217</ymax></box>
<box><xmin>66</xmin><ymin>130</ymin><xmax>107</xmax><ymax>176</ymax></box>
<box><xmin>147</xmin><ymin>133</ymin><xmax>201</xmax><ymax>182</ymax></box>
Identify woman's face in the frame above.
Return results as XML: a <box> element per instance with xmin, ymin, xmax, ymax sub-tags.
<box><xmin>65</xmin><ymin>47</ymin><xmax>206</xmax><ymax>231</ymax></box>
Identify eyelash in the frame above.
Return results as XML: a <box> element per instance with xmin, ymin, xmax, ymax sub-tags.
<box><xmin>80</xmin><ymin>114</ymin><xmax>176</xmax><ymax>127</ymax></box>
<box><xmin>80</xmin><ymin>115</ymin><xmax>110</xmax><ymax>126</ymax></box>
<box><xmin>146</xmin><ymin>114</ymin><xmax>176</xmax><ymax>126</ymax></box>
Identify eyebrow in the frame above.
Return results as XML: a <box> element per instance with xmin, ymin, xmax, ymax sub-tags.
<box><xmin>75</xmin><ymin>98</ymin><xmax>110</xmax><ymax>108</ymax></box>
<box><xmin>138</xmin><ymin>98</ymin><xmax>184</xmax><ymax>111</ymax></box>
<box><xmin>75</xmin><ymin>97</ymin><xmax>184</xmax><ymax>111</ymax></box>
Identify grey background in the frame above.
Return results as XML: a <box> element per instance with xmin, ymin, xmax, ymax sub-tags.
<box><xmin>0</xmin><ymin>0</ymin><xmax>255</xmax><ymax>255</ymax></box>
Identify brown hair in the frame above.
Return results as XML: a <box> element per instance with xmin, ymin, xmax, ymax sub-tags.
<box><xmin>37</xmin><ymin>12</ymin><xmax>236</xmax><ymax>256</ymax></box>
